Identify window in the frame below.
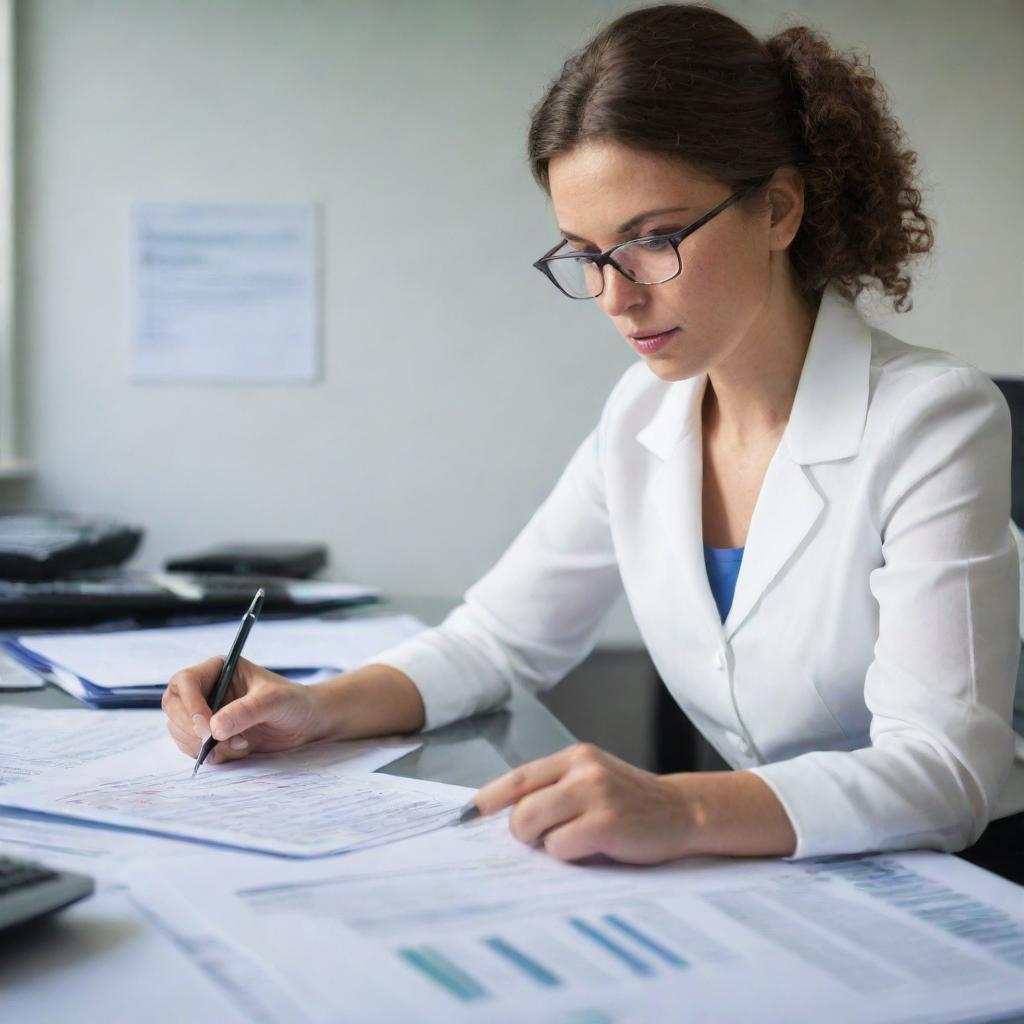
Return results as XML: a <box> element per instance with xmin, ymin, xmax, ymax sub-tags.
<box><xmin>0</xmin><ymin>0</ymin><xmax>19</xmax><ymax>474</ymax></box>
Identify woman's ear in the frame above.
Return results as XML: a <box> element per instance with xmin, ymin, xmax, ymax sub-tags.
<box><xmin>765</xmin><ymin>166</ymin><xmax>804</xmax><ymax>251</ymax></box>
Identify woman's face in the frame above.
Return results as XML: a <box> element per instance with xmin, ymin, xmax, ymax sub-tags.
<box><xmin>546</xmin><ymin>141</ymin><xmax>796</xmax><ymax>383</ymax></box>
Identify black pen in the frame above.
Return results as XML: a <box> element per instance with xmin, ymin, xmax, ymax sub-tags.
<box><xmin>455</xmin><ymin>801</ymin><xmax>480</xmax><ymax>824</ymax></box>
<box><xmin>192</xmin><ymin>588</ymin><xmax>265</xmax><ymax>777</ymax></box>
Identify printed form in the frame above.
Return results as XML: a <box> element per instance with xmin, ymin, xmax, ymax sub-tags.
<box><xmin>0</xmin><ymin>707</ymin><xmax>166</xmax><ymax>786</ymax></box>
<box><xmin>0</xmin><ymin>737</ymin><xmax>466</xmax><ymax>857</ymax></box>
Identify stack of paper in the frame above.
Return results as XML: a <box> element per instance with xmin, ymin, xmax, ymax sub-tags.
<box><xmin>3</xmin><ymin>702</ymin><xmax>1024</xmax><ymax>1021</ymax></box>
<box><xmin>120</xmin><ymin>818</ymin><xmax>1024</xmax><ymax>1024</ymax></box>
<box><xmin>2</xmin><ymin>613</ymin><xmax>425</xmax><ymax>707</ymax></box>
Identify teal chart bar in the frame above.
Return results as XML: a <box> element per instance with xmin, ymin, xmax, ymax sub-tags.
<box><xmin>399</xmin><ymin>947</ymin><xmax>488</xmax><ymax>1002</ymax></box>
<box><xmin>603</xmin><ymin>914</ymin><xmax>688</xmax><ymax>968</ymax></box>
<box><xmin>569</xmin><ymin>917</ymin><xmax>656</xmax><ymax>977</ymax></box>
<box><xmin>484</xmin><ymin>937</ymin><xmax>563</xmax><ymax>987</ymax></box>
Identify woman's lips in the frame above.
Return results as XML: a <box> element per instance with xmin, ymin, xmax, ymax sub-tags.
<box><xmin>629</xmin><ymin>327</ymin><xmax>679</xmax><ymax>355</ymax></box>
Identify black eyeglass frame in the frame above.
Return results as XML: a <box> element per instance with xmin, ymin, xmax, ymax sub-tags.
<box><xmin>532</xmin><ymin>182</ymin><xmax>762</xmax><ymax>300</ymax></box>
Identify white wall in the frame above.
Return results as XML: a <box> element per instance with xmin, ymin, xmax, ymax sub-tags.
<box><xmin>5</xmin><ymin>0</ymin><xmax>1023</xmax><ymax>643</ymax></box>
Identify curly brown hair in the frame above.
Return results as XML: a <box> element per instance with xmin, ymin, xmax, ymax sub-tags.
<box><xmin>528</xmin><ymin>4</ymin><xmax>933</xmax><ymax>312</ymax></box>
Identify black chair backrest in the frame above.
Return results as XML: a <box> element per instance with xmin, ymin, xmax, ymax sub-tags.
<box><xmin>992</xmin><ymin>378</ymin><xmax>1024</xmax><ymax>527</ymax></box>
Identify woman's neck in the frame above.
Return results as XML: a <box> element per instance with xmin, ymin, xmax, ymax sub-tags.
<box><xmin>704</xmin><ymin>276</ymin><xmax>818</xmax><ymax>446</ymax></box>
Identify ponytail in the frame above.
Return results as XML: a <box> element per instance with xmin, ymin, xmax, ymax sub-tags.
<box><xmin>766</xmin><ymin>26</ymin><xmax>932</xmax><ymax>310</ymax></box>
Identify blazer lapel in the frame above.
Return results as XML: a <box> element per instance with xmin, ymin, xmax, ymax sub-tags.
<box><xmin>725</xmin><ymin>286</ymin><xmax>873</xmax><ymax>637</ymax></box>
<box><xmin>653</xmin><ymin>430</ymin><xmax>725</xmax><ymax>637</ymax></box>
<box><xmin>723</xmin><ymin>453</ymin><xmax>824</xmax><ymax>637</ymax></box>
<box><xmin>639</xmin><ymin>375</ymin><xmax>724</xmax><ymax>636</ymax></box>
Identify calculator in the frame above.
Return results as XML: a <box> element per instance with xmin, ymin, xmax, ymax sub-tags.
<box><xmin>0</xmin><ymin>854</ymin><xmax>94</xmax><ymax>931</ymax></box>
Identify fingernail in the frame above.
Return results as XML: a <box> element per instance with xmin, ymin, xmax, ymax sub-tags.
<box><xmin>192</xmin><ymin>714</ymin><xmax>211</xmax><ymax>741</ymax></box>
<box><xmin>229</xmin><ymin>736</ymin><xmax>249</xmax><ymax>751</ymax></box>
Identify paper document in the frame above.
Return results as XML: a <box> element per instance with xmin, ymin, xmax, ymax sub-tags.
<box><xmin>0</xmin><ymin>811</ymin><xmax>182</xmax><ymax>882</ymax></box>
<box><xmin>127</xmin><ymin>825</ymin><xmax>1024</xmax><ymax>1024</ymax></box>
<box><xmin>0</xmin><ymin>737</ymin><xmax>464</xmax><ymax>857</ymax></box>
<box><xmin>10</xmin><ymin>613</ymin><xmax>426</xmax><ymax>691</ymax></box>
<box><xmin>0</xmin><ymin>707</ymin><xmax>166</xmax><ymax>786</ymax></box>
<box><xmin>0</xmin><ymin>886</ymin><xmax>311</xmax><ymax>1024</ymax></box>
<box><xmin>0</xmin><ymin>809</ymin><xmax>283</xmax><ymax>886</ymax></box>
<box><xmin>133</xmin><ymin>202</ymin><xmax>319</xmax><ymax>384</ymax></box>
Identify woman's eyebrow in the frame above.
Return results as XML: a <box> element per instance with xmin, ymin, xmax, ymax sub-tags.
<box><xmin>559</xmin><ymin>206</ymin><xmax>691</xmax><ymax>244</ymax></box>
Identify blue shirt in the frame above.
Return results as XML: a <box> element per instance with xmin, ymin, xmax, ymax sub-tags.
<box><xmin>703</xmin><ymin>544</ymin><xmax>745</xmax><ymax>622</ymax></box>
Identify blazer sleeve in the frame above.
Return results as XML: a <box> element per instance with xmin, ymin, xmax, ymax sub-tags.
<box><xmin>368</xmin><ymin>388</ymin><xmax>625</xmax><ymax>732</ymax></box>
<box><xmin>752</xmin><ymin>367</ymin><xmax>1021</xmax><ymax>858</ymax></box>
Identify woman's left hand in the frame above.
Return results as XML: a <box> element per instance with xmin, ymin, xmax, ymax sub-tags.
<box><xmin>473</xmin><ymin>743</ymin><xmax>696</xmax><ymax>864</ymax></box>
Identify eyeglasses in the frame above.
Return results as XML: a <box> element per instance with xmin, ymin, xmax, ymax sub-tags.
<box><xmin>532</xmin><ymin>185</ymin><xmax>758</xmax><ymax>300</ymax></box>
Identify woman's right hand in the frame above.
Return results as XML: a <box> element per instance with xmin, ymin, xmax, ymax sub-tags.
<box><xmin>162</xmin><ymin>656</ymin><xmax>324</xmax><ymax>764</ymax></box>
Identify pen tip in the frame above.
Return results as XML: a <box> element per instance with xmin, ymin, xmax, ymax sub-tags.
<box><xmin>456</xmin><ymin>801</ymin><xmax>480</xmax><ymax>825</ymax></box>
<box><xmin>192</xmin><ymin>763</ymin><xmax>200</xmax><ymax>778</ymax></box>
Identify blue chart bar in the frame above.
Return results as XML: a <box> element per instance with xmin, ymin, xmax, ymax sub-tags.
<box><xmin>569</xmin><ymin>917</ymin><xmax>655</xmax><ymax>977</ymax></box>
<box><xmin>485</xmin><ymin>937</ymin><xmax>562</xmax><ymax>988</ymax></box>
<box><xmin>603</xmin><ymin>914</ymin><xmax>688</xmax><ymax>968</ymax></box>
<box><xmin>399</xmin><ymin>947</ymin><xmax>489</xmax><ymax>1002</ymax></box>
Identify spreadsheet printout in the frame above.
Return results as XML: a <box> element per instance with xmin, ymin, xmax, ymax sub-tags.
<box><xmin>124</xmin><ymin>819</ymin><xmax>1024</xmax><ymax>1024</ymax></box>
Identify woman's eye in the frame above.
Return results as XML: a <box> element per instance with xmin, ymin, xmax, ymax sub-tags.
<box><xmin>638</xmin><ymin>236</ymin><xmax>674</xmax><ymax>253</ymax></box>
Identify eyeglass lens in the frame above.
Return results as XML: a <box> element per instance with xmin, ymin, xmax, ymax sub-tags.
<box><xmin>548</xmin><ymin>237</ymin><xmax>682</xmax><ymax>298</ymax></box>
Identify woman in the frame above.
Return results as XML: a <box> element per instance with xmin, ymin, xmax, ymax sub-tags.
<box><xmin>162</xmin><ymin>4</ymin><xmax>1022</xmax><ymax>872</ymax></box>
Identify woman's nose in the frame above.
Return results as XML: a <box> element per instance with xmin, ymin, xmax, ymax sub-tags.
<box><xmin>597</xmin><ymin>265</ymin><xmax>645</xmax><ymax>318</ymax></box>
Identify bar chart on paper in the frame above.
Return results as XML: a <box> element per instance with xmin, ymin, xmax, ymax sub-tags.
<box><xmin>236</xmin><ymin>841</ymin><xmax>738</xmax><ymax>1020</ymax></box>
<box><xmin>393</xmin><ymin>902</ymin><xmax>695</xmax><ymax>1002</ymax></box>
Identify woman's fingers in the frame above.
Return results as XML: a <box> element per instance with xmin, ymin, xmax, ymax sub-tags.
<box><xmin>166</xmin><ymin>711</ymin><xmax>202</xmax><ymax>758</ymax></box>
<box><xmin>474</xmin><ymin>745</ymin><xmax>578</xmax><ymax>815</ymax></box>
<box><xmin>474</xmin><ymin>743</ymin><xmax>605</xmax><ymax>815</ymax></box>
<box><xmin>207</xmin><ymin>731</ymin><xmax>252</xmax><ymax>764</ymax></box>
<box><xmin>508</xmin><ymin>783</ymin><xmax>584</xmax><ymax>845</ymax></box>
<box><xmin>164</xmin><ymin>656</ymin><xmax>225</xmax><ymax>739</ymax></box>
<box><xmin>209</xmin><ymin>686</ymin><xmax>272</xmax><ymax>742</ymax></box>
<box><xmin>542</xmin><ymin>812</ymin><xmax>610</xmax><ymax>862</ymax></box>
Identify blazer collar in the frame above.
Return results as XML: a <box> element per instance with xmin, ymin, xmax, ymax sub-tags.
<box><xmin>635</xmin><ymin>285</ymin><xmax>873</xmax><ymax>466</ymax></box>
<box><xmin>784</xmin><ymin>285</ymin><xmax>872</xmax><ymax>465</ymax></box>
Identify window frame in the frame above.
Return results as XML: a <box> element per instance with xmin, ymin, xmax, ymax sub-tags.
<box><xmin>0</xmin><ymin>0</ymin><xmax>23</xmax><ymax>477</ymax></box>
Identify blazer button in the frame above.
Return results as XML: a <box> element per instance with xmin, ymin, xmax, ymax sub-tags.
<box><xmin>713</xmin><ymin>648</ymin><xmax>726</xmax><ymax>670</ymax></box>
<box><xmin>728</xmin><ymin>732</ymin><xmax>751</xmax><ymax>756</ymax></box>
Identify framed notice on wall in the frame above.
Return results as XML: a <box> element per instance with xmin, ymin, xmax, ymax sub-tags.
<box><xmin>132</xmin><ymin>202</ymin><xmax>320</xmax><ymax>384</ymax></box>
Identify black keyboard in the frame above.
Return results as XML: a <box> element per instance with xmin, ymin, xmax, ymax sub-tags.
<box><xmin>0</xmin><ymin>572</ymin><xmax>379</xmax><ymax>627</ymax></box>
<box><xmin>0</xmin><ymin>855</ymin><xmax>94</xmax><ymax>931</ymax></box>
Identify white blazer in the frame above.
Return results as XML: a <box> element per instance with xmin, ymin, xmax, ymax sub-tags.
<box><xmin>376</xmin><ymin>287</ymin><xmax>1023</xmax><ymax>859</ymax></box>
